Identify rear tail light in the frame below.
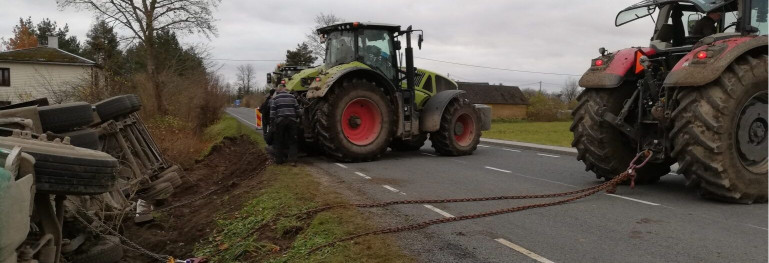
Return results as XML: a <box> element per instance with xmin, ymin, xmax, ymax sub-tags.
<box><xmin>696</xmin><ymin>51</ymin><xmax>708</xmax><ymax>60</ymax></box>
<box><xmin>315</xmin><ymin>77</ymin><xmax>322</xmax><ymax>82</ymax></box>
<box><xmin>280</xmin><ymin>80</ymin><xmax>286</xmax><ymax>84</ymax></box>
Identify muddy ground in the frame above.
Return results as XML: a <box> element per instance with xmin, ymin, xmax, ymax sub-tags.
<box><xmin>121</xmin><ymin>136</ymin><xmax>269</xmax><ymax>262</ymax></box>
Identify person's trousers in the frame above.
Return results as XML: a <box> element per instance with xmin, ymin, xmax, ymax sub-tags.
<box><xmin>272</xmin><ymin>118</ymin><xmax>298</xmax><ymax>164</ymax></box>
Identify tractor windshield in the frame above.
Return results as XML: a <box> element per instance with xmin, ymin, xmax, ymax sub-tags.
<box><xmin>358</xmin><ymin>29</ymin><xmax>396</xmax><ymax>80</ymax></box>
<box><xmin>616</xmin><ymin>5</ymin><xmax>657</xmax><ymax>26</ymax></box>
<box><xmin>749</xmin><ymin>0</ymin><xmax>768</xmax><ymax>35</ymax></box>
<box><xmin>324</xmin><ymin>31</ymin><xmax>356</xmax><ymax>67</ymax></box>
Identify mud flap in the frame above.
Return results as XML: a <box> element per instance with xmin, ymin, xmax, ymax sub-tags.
<box><xmin>420</xmin><ymin>90</ymin><xmax>466</xmax><ymax>132</ymax></box>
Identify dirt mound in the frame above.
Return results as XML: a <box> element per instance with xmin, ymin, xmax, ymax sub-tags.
<box><xmin>122</xmin><ymin>136</ymin><xmax>268</xmax><ymax>261</ymax></box>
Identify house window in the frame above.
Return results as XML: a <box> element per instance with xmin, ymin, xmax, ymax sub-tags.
<box><xmin>0</xmin><ymin>68</ymin><xmax>9</xmax><ymax>87</ymax></box>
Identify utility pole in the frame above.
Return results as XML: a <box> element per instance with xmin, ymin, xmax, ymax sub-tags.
<box><xmin>539</xmin><ymin>81</ymin><xmax>542</xmax><ymax>94</ymax></box>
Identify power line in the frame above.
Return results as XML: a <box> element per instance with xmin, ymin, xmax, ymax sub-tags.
<box><xmin>414</xmin><ymin>56</ymin><xmax>582</xmax><ymax>77</ymax></box>
<box><xmin>209</xmin><ymin>58</ymin><xmax>284</xmax><ymax>62</ymax></box>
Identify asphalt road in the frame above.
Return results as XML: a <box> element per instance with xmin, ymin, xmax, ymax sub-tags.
<box><xmin>226</xmin><ymin>107</ymin><xmax>768</xmax><ymax>263</ymax></box>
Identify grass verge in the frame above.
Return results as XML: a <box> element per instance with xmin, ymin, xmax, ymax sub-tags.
<box><xmin>193</xmin><ymin>115</ymin><xmax>412</xmax><ymax>262</ymax></box>
<box><xmin>482</xmin><ymin>120</ymin><xmax>573</xmax><ymax>147</ymax></box>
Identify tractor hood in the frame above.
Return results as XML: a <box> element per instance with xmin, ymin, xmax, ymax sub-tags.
<box><xmin>285</xmin><ymin>66</ymin><xmax>321</xmax><ymax>92</ymax></box>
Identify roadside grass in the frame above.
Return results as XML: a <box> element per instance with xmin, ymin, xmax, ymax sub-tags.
<box><xmin>193</xmin><ymin>115</ymin><xmax>412</xmax><ymax>262</ymax></box>
<box><xmin>483</xmin><ymin>120</ymin><xmax>573</xmax><ymax>147</ymax></box>
<box><xmin>201</xmin><ymin>115</ymin><xmax>264</xmax><ymax>156</ymax></box>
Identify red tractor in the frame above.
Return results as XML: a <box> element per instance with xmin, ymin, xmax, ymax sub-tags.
<box><xmin>573</xmin><ymin>0</ymin><xmax>767</xmax><ymax>203</ymax></box>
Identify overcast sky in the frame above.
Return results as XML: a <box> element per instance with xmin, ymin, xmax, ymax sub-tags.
<box><xmin>0</xmin><ymin>0</ymin><xmax>655</xmax><ymax>93</ymax></box>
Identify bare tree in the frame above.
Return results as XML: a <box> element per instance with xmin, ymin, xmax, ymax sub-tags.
<box><xmin>57</xmin><ymin>0</ymin><xmax>220</xmax><ymax>114</ymax></box>
<box><xmin>235</xmin><ymin>64</ymin><xmax>256</xmax><ymax>95</ymax></box>
<box><xmin>561</xmin><ymin>78</ymin><xmax>581</xmax><ymax>103</ymax></box>
<box><xmin>304</xmin><ymin>13</ymin><xmax>344</xmax><ymax>59</ymax></box>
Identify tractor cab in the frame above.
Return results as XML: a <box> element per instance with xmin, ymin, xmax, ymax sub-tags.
<box><xmin>614</xmin><ymin>0</ymin><xmax>767</xmax><ymax>68</ymax></box>
<box><xmin>317</xmin><ymin>22</ymin><xmax>421</xmax><ymax>85</ymax></box>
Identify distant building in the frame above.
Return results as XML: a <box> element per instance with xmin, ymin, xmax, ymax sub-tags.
<box><xmin>0</xmin><ymin>36</ymin><xmax>97</xmax><ymax>104</ymax></box>
<box><xmin>458</xmin><ymin>82</ymin><xmax>529</xmax><ymax>119</ymax></box>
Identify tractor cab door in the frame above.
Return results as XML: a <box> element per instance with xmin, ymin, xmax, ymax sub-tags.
<box><xmin>357</xmin><ymin>29</ymin><xmax>397</xmax><ymax>82</ymax></box>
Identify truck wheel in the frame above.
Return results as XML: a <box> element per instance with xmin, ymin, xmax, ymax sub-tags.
<box><xmin>571</xmin><ymin>87</ymin><xmax>671</xmax><ymax>183</ymax></box>
<box><xmin>0</xmin><ymin>135</ymin><xmax>118</xmax><ymax>195</ymax></box>
<box><xmin>38</xmin><ymin>102</ymin><xmax>94</xmax><ymax>133</ymax></box>
<box><xmin>430</xmin><ymin>99</ymin><xmax>481</xmax><ymax>156</ymax></box>
<box><xmin>671</xmin><ymin>53</ymin><xmax>768</xmax><ymax>203</ymax></box>
<box><xmin>94</xmin><ymin>95</ymin><xmax>138</xmax><ymax>122</ymax></box>
<box><xmin>317</xmin><ymin>78</ymin><xmax>395</xmax><ymax>162</ymax></box>
<box><xmin>390</xmin><ymin>134</ymin><xmax>427</xmax><ymax>151</ymax></box>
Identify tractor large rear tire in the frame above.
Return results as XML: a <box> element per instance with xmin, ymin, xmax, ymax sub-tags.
<box><xmin>670</xmin><ymin>53</ymin><xmax>768</xmax><ymax>203</ymax></box>
<box><xmin>317</xmin><ymin>78</ymin><xmax>395</xmax><ymax>162</ymax></box>
<box><xmin>571</xmin><ymin>87</ymin><xmax>671</xmax><ymax>183</ymax></box>
<box><xmin>430</xmin><ymin>98</ymin><xmax>481</xmax><ymax>156</ymax></box>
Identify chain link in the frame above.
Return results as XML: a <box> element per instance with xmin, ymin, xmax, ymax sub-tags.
<box><xmin>304</xmin><ymin>150</ymin><xmax>653</xmax><ymax>254</ymax></box>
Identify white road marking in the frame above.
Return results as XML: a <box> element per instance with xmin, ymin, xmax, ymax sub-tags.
<box><xmin>477</xmin><ymin>144</ymin><xmax>491</xmax><ymax>148</ymax></box>
<box><xmin>355</xmin><ymin>172</ymin><xmax>371</xmax><ymax>179</ymax></box>
<box><xmin>423</xmin><ymin>205</ymin><xmax>455</xmax><ymax>218</ymax></box>
<box><xmin>485</xmin><ymin>166</ymin><xmax>512</xmax><ymax>173</ymax></box>
<box><xmin>452</xmin><ymin>159</ymin><xmax>469</xmax><ymax>164</ymax></box>
<box><xmin>421</xmin><ymin>152</ymin><xmax>437</xmax><ymax>157</ymax></box>
<box><xmin>746</xmin><ymin>224</ymin><xmax>769</xmax><ymax>231</ymax></box>
<box><xmin>502</xmin><ymin>148</ymin><xmax>521</xmax><ymax>152</ymax></box>
<box><xmin>537</xmin><ymin>153</ymin><xmax>560</xmax><ymax>158</ymax></box>
<box><xmin>334</xmin><ymin>163</ymin><xmax>348</xmax><ymax>169</ymax></box>
<box><xmin>226</xmin><ymin>110</ymin><xmax>257</xmax><ymax>127</ymax></box>
<box><xmin>382</xmin><ymin>185</ymin><xmax>400</xmax><ymax>193</ymax></box>
<box><xmin>494</xmin><ymin>238</ymin><xmax>555</xmax><ymax>263</ymax></box>
<box><xmin>606</xmin><ymin>194</ymin><xmax>661</xmax><ymax>206</ymax></box>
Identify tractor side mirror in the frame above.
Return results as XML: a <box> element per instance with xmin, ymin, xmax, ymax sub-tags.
<box><xmin>687</xmin><ymin>13</ymin><xmax>702</xmax><ymax>32</ymax></box>
<box><xmin>319</xmin><ymin>34</ymin><xmax>327</xmax><ymax>44</ymax></box>
<box><xmin>394</xmin><ymin>40</ymin><xmax>402</xmax><ymax>50</ymax></box>
<box><xmin>266</xmin><ymin>73</ymin><xmax>272</xmax><ymax>84</ymax></box>
<box><xmin>418</xmin><ymin>34</ymin><xmax>423</xmax><ymax>50</ymax></box>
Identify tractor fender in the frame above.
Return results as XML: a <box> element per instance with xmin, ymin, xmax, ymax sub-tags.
<box><xmin>663</xmin><ymin>35</ymin><xmax>767</xmax><ymax>87</ymax></box>
<box><xmin>579</xmin><ymin>47</ymin><xmax>656</xmax><ymax>88</ymax></box>
<box><xmin>420</xmin><ymin>90</ymin><xmax>466</xmax><ymax>132</ymax></box>
<box><xmin>306</xmin><ymin>66</ymin><xmax>396</xmax><ymax>99</ymax></box>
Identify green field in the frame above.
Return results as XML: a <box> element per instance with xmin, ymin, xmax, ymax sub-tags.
<box><xmin>482</xmin><ymin>120</ymin><xmax>573</xmax><ymax>147</ymax></box>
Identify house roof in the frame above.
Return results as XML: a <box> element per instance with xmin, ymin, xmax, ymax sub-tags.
<box><xmin>457</xmin><ymin>82</ymin><xmax>530</xmax><ymax>105</ymax></box>
<box><xmin>0</xmin><ymin>46</ymin><xmax>95</xmax><ymax>66</ymax></box>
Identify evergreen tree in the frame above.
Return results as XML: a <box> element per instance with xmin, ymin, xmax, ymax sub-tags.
<box><xmin>34</xmin><ymin>18</ymin><xmax>82</xmax><ymax>54</ymax></box>
<box><xmin>285</xmin><ymin>43</ymin><xmax>316</xmax><ymax>66</ymax></box>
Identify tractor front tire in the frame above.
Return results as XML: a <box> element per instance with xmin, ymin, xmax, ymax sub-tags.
<box><xmin>430</xmin><ymin>98</ymin><xmax>481</xmax><ymax>156</ymax></box>
<box><xmin>571</xmin><ymin>87</ymin><xmax>671</xmax><ymax>183</ymax></box>
<box><xmin>671</xmin><ymin>53</ymin><xmax>768</xmax><ymax>203</ymax></box>
<box><xmin>317</xmin><ymin>78</ymin><xmax>395</xmax><ymax>162</ymax></box>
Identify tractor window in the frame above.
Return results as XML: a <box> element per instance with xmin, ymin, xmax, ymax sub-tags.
<box><xmin>358</xmin><ymin>29</ymin><xmax>395</xmax><ymax>80</ymax></box>
<box><xmin>750</xmin><ymin>0</ymin><xmax>768</xmax><ymax>35</ymax></box>
<box><xmin>325</xmin><ymin>31</ymin><xmax>355</xmax><ymax>67</ymax></box>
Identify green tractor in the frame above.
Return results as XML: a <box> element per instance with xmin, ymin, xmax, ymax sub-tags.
<box><xmin>266</xmin><ymin>64</ymin><xmax>311</xmax><ymax>89</ymax></box>
<box><xmin>279</xmin><ymin>22</ymin><xmax>491</xmax><ymax>162</ymax></box>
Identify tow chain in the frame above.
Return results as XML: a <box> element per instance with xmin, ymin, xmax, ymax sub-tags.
<box><xmin>303</xmin><ymin>150</ymin><xmax>653</xmax><ymax>254</ymax></box>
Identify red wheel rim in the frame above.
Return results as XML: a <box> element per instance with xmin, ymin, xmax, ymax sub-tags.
<box><xmin>342</xmin><ymin>98</ymin><xmax>382</xmax><ymax>145</ymax></box>
<box><xmin>454</xmin><ymin>113</ymin><xmax>475</xmax><ymax>146</ymax></box>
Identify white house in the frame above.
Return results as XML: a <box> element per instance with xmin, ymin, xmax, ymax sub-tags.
<box><xmin>0</xmin><ymin>36</ymin><xmax>97</xmax><ymax>105</ymax></box>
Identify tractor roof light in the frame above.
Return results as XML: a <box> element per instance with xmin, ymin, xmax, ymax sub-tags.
<box><xmin>594</xmin><ymin>59</ymin><xmax>604</xmax><ymax>67</ymax></box>
<box><xmin>353</xmin><ymin>22</ymin><xmax>360</xmax><ymax>28</ymax></box>
<box><xmin>696</xmin><ymin>51</ymin><xmax>708</xmax><ymax>60</ymax></box>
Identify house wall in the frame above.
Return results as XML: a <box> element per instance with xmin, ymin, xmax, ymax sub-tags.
<box><xmin>488</xmin><ymin>104</ymin><xmax>527</xmax><ymax>119</ymax></box>
<box><xmin>0</xmin><ymin>62</ymin><xmax>92</xmax><ymax>104</ymax></box>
